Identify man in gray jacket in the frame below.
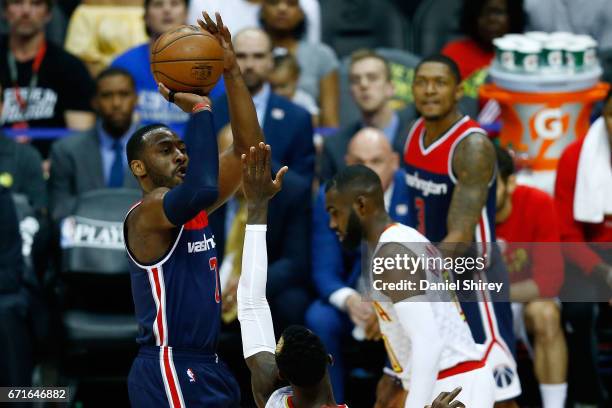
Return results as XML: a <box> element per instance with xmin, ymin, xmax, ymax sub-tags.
<box><xmin>49</xmin><ymin>67</ymin><xmax>140</xmax><ymax>221</ymax></box>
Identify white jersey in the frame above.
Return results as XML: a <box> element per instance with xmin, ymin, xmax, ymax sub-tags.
<box><xmin>373</xmin><ymin>223</ymin><xmax>482</xmax><ymax>389</ymax></box>
<box><xmin>265</xmin><ymin>386</ymin><xmax>348</xmax><ymax>408</ymax></box>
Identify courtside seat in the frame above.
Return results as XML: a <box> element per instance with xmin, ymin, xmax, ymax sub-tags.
<box><xmin>55</xmin><ymin>188</ymin><xmax>140</xmax><ymax>402</ymax></box>
<box><xmin>63</xmin><ymin>311</ymin><xmax>138</xmax><ymax>349</ymax></box>
<box><xmin>59</xmin><ymin>188</ymin><xmax>140</xmax><ymax>337</ymax></box>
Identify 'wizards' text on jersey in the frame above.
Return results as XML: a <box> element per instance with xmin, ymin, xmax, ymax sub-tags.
<box><xmin>403</xmin><ymin>115</ymin><xmax>497</xmax><ymax>254</ymax></box>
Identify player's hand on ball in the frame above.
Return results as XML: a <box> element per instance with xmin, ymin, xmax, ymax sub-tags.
<box><xmin>425</xmin><ymin>387</ymin><xmax>464</xmax><ymax>408</ymax></box>
<box><xmin>198</xmin><ymin>12</ymin><xmax>238</xmax><ymax>74</ymax></box>
<box><xmin>158</xmin><ymin>82</ymin><xmax>211</xmax><ymax>113</ymax></box>
<box><xmin>241</xmin><ymin>142</ymin><xmax>287</xmax><ymax>204</ymax></box>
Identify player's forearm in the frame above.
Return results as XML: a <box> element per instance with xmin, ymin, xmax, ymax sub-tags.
<box><xmin>163</xmin><ymin>109</ymin><xmax>219</xmax><ymax>225</ymax></box>
<box><xmin>224</xmin><ymin>67</ymin><xmax>264</xmax><ymax>154</ymax></box>
<box><xmin>393</xmin><ymin>300</ymin><xmax>443</xmax><ymax>408</ymax></box>
<box><xmin>440</xmin><ymin>230</ymin><xmax>473</xmax><ymax>258</ymax></box>
<box><xmin>237</xmin><ymin>225</ymin><xmax>276</xmax><ymax>358</ymax></box>
<box><xmin>510</xmin><ymin>279</ymin><xmax>540</xmax><ymax>303</ymax></box>
<box><xmin>246</xmin><ymin>201</ymin><xmax>268</xmax><ymax>225</ymax></box>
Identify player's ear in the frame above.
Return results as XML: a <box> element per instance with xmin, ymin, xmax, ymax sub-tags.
<box><xmin>327</xmin><ymin>354</ymin><xmax>334</xmax><ymax>366</ymax></box>
<box><xmin>353</xmin><ymin>195</ymin><xmax>367</xmax><ymax>216</ymax></box>
<box><xmin>131</xmin><ymin>160</ymin><xmax>146</xmax><ymax>177</ymax></box>
<box><xmin>454</xmin><ymin>80</ymin><xmax>464</xmax><ymax>102</ymax></box>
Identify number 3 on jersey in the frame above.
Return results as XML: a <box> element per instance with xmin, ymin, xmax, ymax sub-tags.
<box><xmin>414</xmin><ymin>197</ymin><xmax>426</xmax><ymax>234</ymax></box>
<box><xmin>209</xmin><ymin>257</ymin><xmax>221</xmax><ymax>303</ymax></box>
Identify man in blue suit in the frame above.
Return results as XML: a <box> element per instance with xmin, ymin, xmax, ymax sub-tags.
<box><xmin>209</xmin><ymin>28</ymin><xmax>315</xmax><ymax>186</ymax></box>
<box><xmin>305</xmin><ymin>127</ymin><xmax>412</xmax><ymax>403</ymax></box>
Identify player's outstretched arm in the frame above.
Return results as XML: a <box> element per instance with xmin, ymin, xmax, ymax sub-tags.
<box><xmin>136</xmin><ymin>86</ymin><xmax>218</xmax><ymax>230</ymax></box>
<box><xmin>198</xmin><ymin>12</ymin><xmax>265</xmax><ymax>213</ymax></box>
<box><xmin>237</xmin><ymin>143</ymin><xmax>288</xmax><ymax>407</ymax></box>
<box><xmin>444</xmin><ymin>133</ymin><xmax>495</xmax><ymax>255</ymax></box>
<box><xmin>374</xmin><ymin>243</ymin><xmax>444</xmax><ymax>408</ymax></box>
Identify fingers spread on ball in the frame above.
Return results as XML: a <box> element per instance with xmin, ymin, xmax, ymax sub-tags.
<box><xmin>158</xmin><ymin>82</ymin><xmax>170</xmax><ymax>100</ymax></box>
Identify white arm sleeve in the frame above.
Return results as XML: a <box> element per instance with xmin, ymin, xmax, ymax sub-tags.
<box><xmin>393</xmin><ymin>298</ymin><xmax>444</xmax><ymax>408</ymax></box>
<box><xmin>237</xmin><ymin>224</ymin><xmax>276</xmax><ymax>358</ymax></box>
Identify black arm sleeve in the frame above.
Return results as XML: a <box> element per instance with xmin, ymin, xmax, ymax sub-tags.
<box><xmin>163</xmin><ymin>109</ymin><xmax>219</xmax><ymax>226</ymax></box>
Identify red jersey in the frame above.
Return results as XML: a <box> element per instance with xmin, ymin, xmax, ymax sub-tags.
<box><xmin>555</xmin><ymin>138</ymin><xmax>612</xmax><ymax>274</ymax></box>
<box><xmin>496</xmin><ymin>185</ymin><xmax>564</xmax><ymax>297</ymax></box>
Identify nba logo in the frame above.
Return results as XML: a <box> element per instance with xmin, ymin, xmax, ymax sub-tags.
<box><xmin>187</xmin><ymin>368</ymin><xmax>196</xmax><ymax>383</ymax></box>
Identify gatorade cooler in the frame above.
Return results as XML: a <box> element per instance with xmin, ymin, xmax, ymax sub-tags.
<box><xmin>480</xmin><ymin>65</ymin><xmax>609</xmax><ymax>194</ymax></box>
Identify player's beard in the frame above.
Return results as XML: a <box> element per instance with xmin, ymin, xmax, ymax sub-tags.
<box><xmin>148</xmin><ymin>168</ymin><xmax>180</xmax><ymax>189</ymax></box>
<box><xmin>341</xmin><ymin>209</ymin><xmax>363</xmax><ymax>251</ymax></box>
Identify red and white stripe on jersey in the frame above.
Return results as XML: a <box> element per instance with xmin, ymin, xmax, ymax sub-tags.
<box><xmin>477</xmin><ymin>276</ymin><xmax>515</xmax><ymax>362</ymax></box>
<box><xmin>146</xmin><ymin>264</ymin><xmax>186</xmax><ymax>408</ymax></box>
<box><xmin>404</xmin><ymin>116</ymin><xmax>494</xmax><ymax>263</ymax></box>
<box><xmin>475</xmin><ymin>207</ymin><xmax>493</xmax><ymax>265</ymax></box>
<box><xmin>148</xmin><ymin>266</ymin><xmax>168</xmax><ymax>346</ymax></box>
<box><xmin>123</xmin><ymin>201</ymin><xmax>187</xmax><ymax>408</ymax></box>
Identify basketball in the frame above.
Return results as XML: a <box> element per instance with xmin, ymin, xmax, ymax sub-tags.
<box><xmin>151</xmin><ymin>25</ymin><xmax>224</xmax><ymax>95</ymax></box>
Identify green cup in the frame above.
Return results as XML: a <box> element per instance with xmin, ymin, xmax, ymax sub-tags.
<box><xmin>542</xmin><ymin>41</ymin><xmax>565</xmax><ymax>71</ymax></box>
<box><xmin>565</xmin><ymin>42</ymin><xmax>588</xmax><ymax>71</ymax></box>
<box><xmin>515</xmin><ymin>41</ymin><xmax>541</xmax><ymax>73</ymax></box>
<box><xmin>494</xmin><ymin>38</ymin><xmax>518</xmax><ymax>71</ymax></box>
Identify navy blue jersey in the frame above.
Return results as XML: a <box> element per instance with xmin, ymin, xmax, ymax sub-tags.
<box><xmin>124</xmin><ymin>203</ymin><xmax>222</xmax><ymax>352</ymax></box>
<box><xmin>403</xmin><ymin>115</ymin><xmax>497</xmax><ymax>253</ymax></box>
<box><xmin>403</xmin><ymin>116</ymin><xmax>516</xmax><ymax>360</ymax></box>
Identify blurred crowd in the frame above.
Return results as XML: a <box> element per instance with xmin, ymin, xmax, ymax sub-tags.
<box><xmin>1</xmin><ymin>0</ymin><xmax>612</xmax><ymax>407</ymax></box>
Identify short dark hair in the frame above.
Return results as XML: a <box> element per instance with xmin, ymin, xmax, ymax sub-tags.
<box><xmin>275</xmin><ymin>326</ymin><xmax>328</xmax><ymax>387</ymax></box>
<box><xmin>2</xmin><ymin>0</ymin><xmax>53</xmax><ymax>9</ymax></box>
<box><xmin>326</xmin><ymin>164</ymin><xmax>385</xmax><ymax>208</ymax></box>
<box><xmin>460</xmin><ymin>0</ymin><xmax>525</xmax><ymax>42</ymax></box>
<box><xmin>495</xmin><ymin>144</ymin><xmax>514</xmax><ymax>181</ymax></box>
<box><xmin>127</xmin><ymin>124</ymin><xmax>169</xmax><ymax>164</ymax></box>
<box><xmin>349</xmin><ymin>49</ymin><xmax>391</xmax><ymax>81</ymax></box>
<box><xmin>415</xmin><ymin>54</ymin><xmax>462</xmax><ymax>84</ymax></box>
<box><xmin>95</xmin><ymin>67</ymin><xmax>136</xmax><ymax>93</ymax></box>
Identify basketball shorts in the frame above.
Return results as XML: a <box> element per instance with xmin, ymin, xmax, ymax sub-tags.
<box><xmin>463</xmin><ymin>300</ymin><xmax>522</xmax><ymax>402</ymax></box>
<box><xmin>433</xmin><ymin>364</ymin><xmax>495</xmax><ymax>408</ymax></box>
<box><xmin>128</xmin><ymin>346</ymin><xmax>240</xmax><ymax>408</ymax></box>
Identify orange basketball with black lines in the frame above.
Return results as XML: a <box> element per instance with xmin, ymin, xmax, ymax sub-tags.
<box><xmin>151</xmin><ymin>25</ymin><xmax>223</xmax><ymax>95</ymax></box>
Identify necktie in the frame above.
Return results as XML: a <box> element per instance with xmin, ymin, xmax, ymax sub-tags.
<box><xmin>108</xmin><ymin>140</ymin><xmax>124</xmax><ymax>188</ymax></box>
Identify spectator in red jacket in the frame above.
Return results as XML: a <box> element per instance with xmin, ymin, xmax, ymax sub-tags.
<box><xmin>495</xmin><ymin>146</ymin><xmax>567</xmax><ymax>408</ymax></box>
<box><xmin>442</xmin><ymin>0</ymin><xmax>525</xmax><ymax>98</ymax></box>
<box><xmin>555</xmin><ymin>92</ymin><xmax>612</xmax><ymax>285</ymax></box>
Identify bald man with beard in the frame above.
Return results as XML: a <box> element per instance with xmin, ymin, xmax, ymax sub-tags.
<box><xmin>305</xmin><ymin>127</ymin><xmax>413</xmax><ymax>403</ymax></box>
